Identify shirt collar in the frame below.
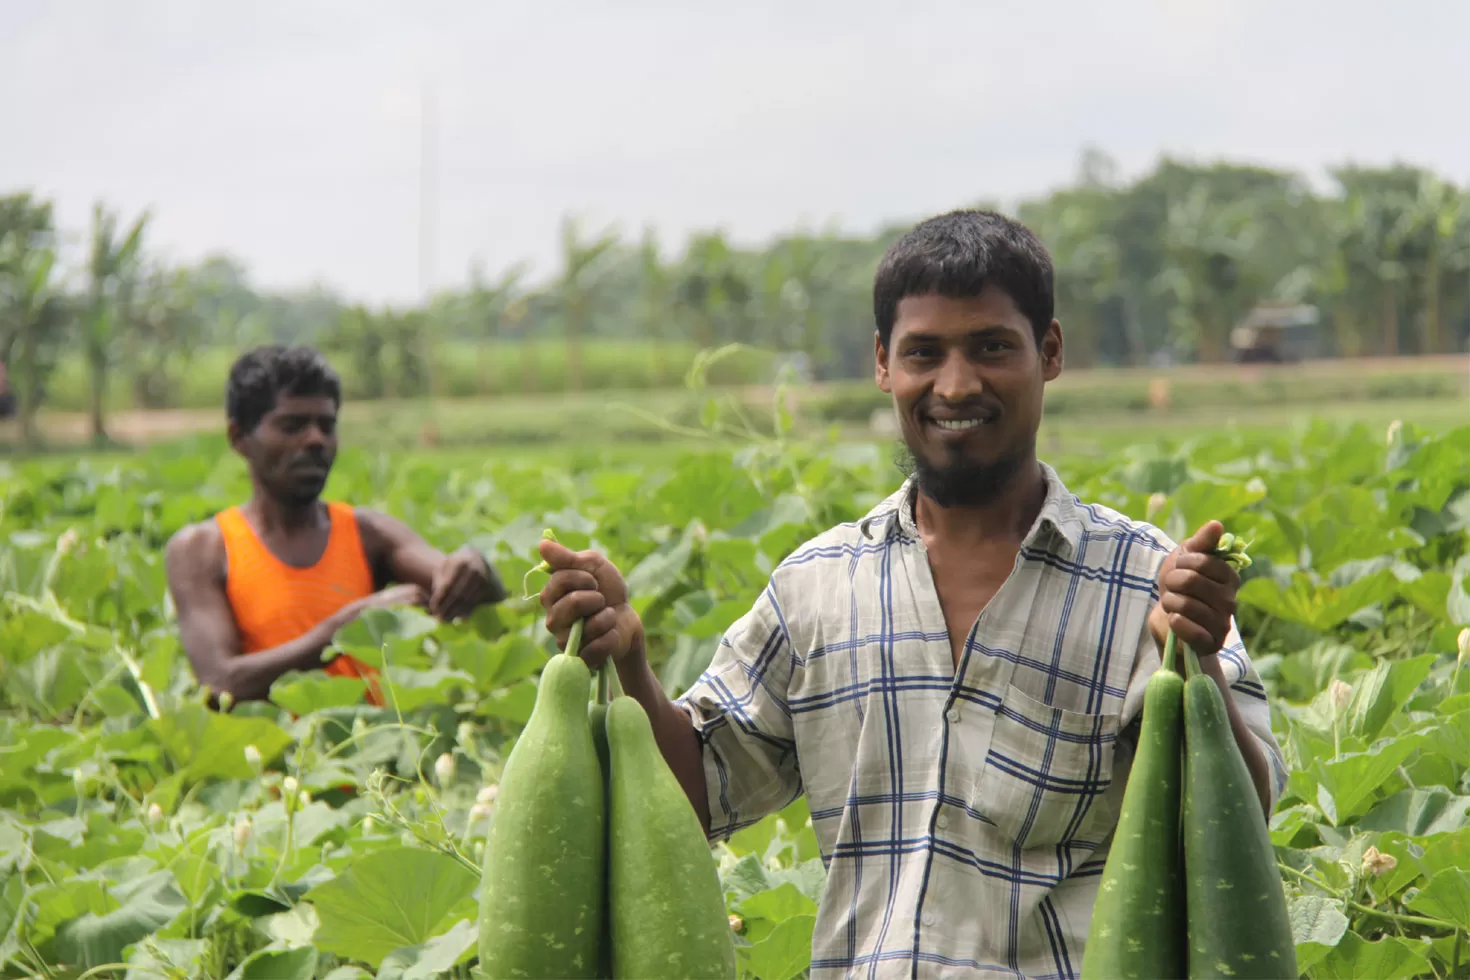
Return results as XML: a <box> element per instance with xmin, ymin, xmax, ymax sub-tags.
<box><xmin>864</xmin><ymin>459</ymin><xmax>1084</xmax><ymax>558</ymax></box>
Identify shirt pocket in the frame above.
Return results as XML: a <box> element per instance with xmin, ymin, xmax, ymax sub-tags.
<box><xmin>970</xmin><ymin>683</ymin><xmax>1120</xmax><ymax>851</ymax></box>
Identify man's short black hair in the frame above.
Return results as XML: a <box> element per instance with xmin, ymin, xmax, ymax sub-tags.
<box><xmin>226</xmin><ymin>345</ymin><xmax>341</xmax><ymax>433</ymax></box>
<box><xmin>873</xmin><ymin>209</ymin><xmax>1055</xmax><ymax>348</ymax></box>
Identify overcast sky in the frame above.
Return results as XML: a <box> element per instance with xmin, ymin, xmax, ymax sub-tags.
<box><xmin>4</xmin><ymin>0</ymin><xmax>1465</xmax><ymax>305</ymax></box>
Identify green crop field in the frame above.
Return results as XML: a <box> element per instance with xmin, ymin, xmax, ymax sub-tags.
<box><xmin>1</xmin><ymin>407</ymin><xmax>1468</xmax><ymax>978</ymax></box>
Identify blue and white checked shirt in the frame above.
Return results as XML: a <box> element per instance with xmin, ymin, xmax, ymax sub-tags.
<box><xmin>677</xmin><ymin>462</ymin><xmax>1288</xmax><ymax>980</ymax></box>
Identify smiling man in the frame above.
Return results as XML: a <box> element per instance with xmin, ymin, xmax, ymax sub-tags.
<box><xmin>535</xmin><ymin>210</ymin><xmax>1287</xmax><ymax>978</ymax></box>
<box><xmin>165</xmin><ymin>345</ymin><xmax>507</xmax><ymax>706</ymax></box>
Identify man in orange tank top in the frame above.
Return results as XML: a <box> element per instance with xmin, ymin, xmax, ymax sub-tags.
<box><xmin>165</xmin><ymin>345</ymin><xmax>507</xmax><ymax>706</ymax></box>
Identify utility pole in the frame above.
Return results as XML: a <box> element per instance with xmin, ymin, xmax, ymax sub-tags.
<box><xmin>417</xmin><ymin>75</ymin><xmax>440</xmax><ymax>405</ymax></box>
<box><xmin>418</xmin><ymin>75</ymin><xmax>436</xmax><ymax>305</ymax></box>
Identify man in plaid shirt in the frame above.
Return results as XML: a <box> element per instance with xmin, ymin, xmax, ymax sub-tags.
<box><xmin>538</xmin><ymin>209</ymin><xmax>1288</xmax><ymax>979</ymax></box>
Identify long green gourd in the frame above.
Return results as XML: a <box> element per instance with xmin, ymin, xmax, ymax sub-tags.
<box><xmin>1080</xmin><ymin>628</ymin><xmax>1186</xmax><ymax>980</ymax></box>
<box><xmin>605</xmin><ymin>695</ymin><xmax>737</xmax><ymax>979</ymax></box>
<box><xmin>477</xmin><ymin>529</ymin><xmax>605</xmax><ymax>978</ymax></box>
<box><xmin>1179</xmin><ymin>532</ymin><xmax>1297</xmax><ymax>979</ymax></box>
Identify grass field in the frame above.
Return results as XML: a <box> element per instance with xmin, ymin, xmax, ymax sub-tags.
<box><xmin>6</xmin><ymin>354</ymin><xmax>1467</xmax><ymax>457</ymax></box>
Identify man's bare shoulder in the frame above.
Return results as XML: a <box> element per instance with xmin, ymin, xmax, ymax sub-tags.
<box><xmin>164</xmin><ymin>517</ymin><xmax>226</xmax><ymax>580</ymax></box>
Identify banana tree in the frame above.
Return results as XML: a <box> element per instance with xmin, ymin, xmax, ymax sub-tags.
<box><xmin>83</xmin><ymin>202</ymin><xmax>150</xmax><ymax>444</ymax></box>
<box><xmin>467</xmin><ymin>259</ymin><xmax>529</xmax><ymax>393</ymax></box>
<box><xmin>1153</xmin><ymin>185</ymin><xmax>1262</xmax><ymax>362</ymax></box>
<box><xmin>556</xmin><ymin>215</ymin><xmax>620</xmax><ymax>392</ymax></box>
<box><xmin>636</xmin><ymin>227</ymin><xmax>674</xmax><ymax>385</ymax></box>
<box><xmin>4</xmin><ymin>245</ymin><xmax>72</xmax><ymax>447</ymax></box>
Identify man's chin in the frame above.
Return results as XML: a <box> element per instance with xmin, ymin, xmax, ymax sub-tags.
<box><xmin>895</xmin><ymin>442</ymin><xmax>1026</xmax><ymax>509</ymax></box>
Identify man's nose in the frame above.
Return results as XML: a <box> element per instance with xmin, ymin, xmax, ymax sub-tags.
<box><xmin>932</xmin><ymin>350</ymin><xmax>982</xmax><ymax>402</ymax></box>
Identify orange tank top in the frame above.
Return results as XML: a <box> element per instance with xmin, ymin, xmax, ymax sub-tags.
<box><xmin>216</xmin><ymin>501</ymin><xmax>384</xmax><ymax>705</ymax></box>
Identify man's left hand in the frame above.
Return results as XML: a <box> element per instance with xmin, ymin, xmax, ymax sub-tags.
<box><xmin>428</xmin><ymin>547</ymin><xmax>504</xmax><ymax>622</ymax></box>
<box><xmin>1149</xmin><ymin>520</ymin><xmax>1241</xmax><ymax>659</ymax></box>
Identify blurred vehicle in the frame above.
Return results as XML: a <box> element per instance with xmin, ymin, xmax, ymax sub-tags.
<box><xmin>1230</xmin><ymin>303</ymin><xmax>1322</xmax><ymax>363</ymax></box>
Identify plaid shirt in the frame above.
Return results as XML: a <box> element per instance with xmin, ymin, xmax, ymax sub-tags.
<box><xmin>677</xmin><ymin>462</ymin><xmax>1288</xmax><ymax>980</ymax></box>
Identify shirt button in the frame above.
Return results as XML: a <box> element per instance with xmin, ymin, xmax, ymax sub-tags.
<box><xmin>936</xmin><ymin>813</ymin><xmax>949</xmax><ymax>831</ymax></box>
<box><xmin>947</xmin><ymin>708</ymin><xmax>961</xmax><ymax>724</ymax></box>
<box><xmin>922</xmin><ymin>911</ymin><xmax>936</xmax><ymax>927</ymax></box>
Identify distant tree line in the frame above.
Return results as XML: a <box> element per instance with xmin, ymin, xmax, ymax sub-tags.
<box><xmin>2</xmin><ymin>149</ymin><xmax>1467</xmax><ymax>445</ymax></box>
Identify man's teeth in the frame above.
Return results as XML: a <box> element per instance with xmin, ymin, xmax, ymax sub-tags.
<box><xmin>933</xmin><ymin>418</ymin><xmax>987</xmax><ymax>430</ymax></box>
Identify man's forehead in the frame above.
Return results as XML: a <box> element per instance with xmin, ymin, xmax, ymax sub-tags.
<box><xmin>269</xmin><ymin>394</ymin><xmax>337</xmax><ymax>417</ymax></box>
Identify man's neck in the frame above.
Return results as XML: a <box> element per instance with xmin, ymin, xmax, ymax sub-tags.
<box><xmin>244</xmin><ymin>493</ymin><xmax>326</xmax><ymax>535</ymax></box>
<box><xmin>912</xmin><ymin>459</ymin><xmax>1048</xmax><ymax>552</ymax></box>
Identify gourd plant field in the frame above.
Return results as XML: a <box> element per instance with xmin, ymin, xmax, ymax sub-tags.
<box><xmin>1</xmin><ymin>417</ymin><xmax>1468</xmax><ymax>979</ymax></box>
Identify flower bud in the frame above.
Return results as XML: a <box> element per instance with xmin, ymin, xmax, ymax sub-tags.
<box><xmin>147</xmin><ymin>802</ymin><xmax>165</xmax><ymax>826</ymax></box>
<box><xmin>1362</xmin><ymin>845</ymin><xmax>1397</xmax><ymax>877</ymax></box>
<box><xmin>233</xmin><ymin>816</ymin><xmax>253</xmax><ymax>851</ymax></box>
<box><xmin>1386</xmin><ymin>419</ymin><xmax>1403</xmax><ymax>445</ymax></box>
<box><xmin>282</xmin><ymin>775</ymin><xmax>299</xmax><ymax>797</ymax></box>
<box><xmin>73</xmin><ymin>769</ymin><xmax>89</xmax><ymax>796</ymax></box>
<box><xmin>1329</xmin><ymin>679</ymin><xmax>1352</xmax><ymax>712</ymax></box>
<box><xmin>1458</xmin><ymin>628</ymin><xmax>1469</xmax><ymax>666</ymax></box>
<box><xmin>217</xmin><ymin>691</ymin><xmax>235</xmax><ymax>713</ymax></box>
<box><xmin>244</xmin><ymin>745</ymin><xmax>263</xmax><ymax>774</ymax></box>
<box><xmin>476</xmin><ymin>784</ymin><xmax>499</xmax><ymax>805</ymax></box>
<box><xmin>434</xmin><ymin>753</ymin><xmax>456</xmax><ymax>787</ymax></box>
<box><xmin>362</xmin><ymin>815</ymin><xmax>377</xmax><ymax>834</ymax></box>
<box><xmin>728</xmin><ymin>914</ymin><xmax>745</xmax><ymax>934</ymax></box>
<box><xmin>469</xmin><ymin>801</ymin><xmax>494</xmax><ymax>824</ymax></box>
<box><xmin>457</xmin><ymin>722</ymin><xmax>476</xmax><ymax>748</ymax></box>
<box><xmin>1146</xmin><ymin>493</ymin><xmax>1167</xmax><ymax>522</ymax></box>
<box><xmin>298</xmin><ymin>790</ymin><xmax>311</xmax><ymax>810</ymax></box>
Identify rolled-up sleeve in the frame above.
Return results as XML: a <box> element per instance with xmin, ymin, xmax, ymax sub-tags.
<box><xmin>675</xmin><ymin>582</ymin><xmax>801</xmax><ymax>842</ymax></box>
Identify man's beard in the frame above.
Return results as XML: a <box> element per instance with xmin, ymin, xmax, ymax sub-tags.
<box><xmin>893</xmin><ymin>440</ymin><xmax>1033</xmax><ymax>509</ymax></box>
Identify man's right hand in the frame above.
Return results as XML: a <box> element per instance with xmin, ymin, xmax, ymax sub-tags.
<box><xmin>537</xmin><ymin>539</ymin><xmax>645</xmax><ymax>671</ymax></box>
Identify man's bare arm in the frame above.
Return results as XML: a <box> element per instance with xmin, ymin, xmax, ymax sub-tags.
<box><xmin>357</xmin><ymin>509</ymin><xmax>507</xmax><ymax>620</ymax></box>
<box><xmin>165</xmin><ymin>523</ymin><xmax>354</xmax><ymax>702</ymax></box>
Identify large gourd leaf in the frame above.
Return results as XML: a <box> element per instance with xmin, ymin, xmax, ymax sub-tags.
<box><xmin>305</xmin><ymin>847</ymin><xmax>476</xmax><ymax>969</ymax></box>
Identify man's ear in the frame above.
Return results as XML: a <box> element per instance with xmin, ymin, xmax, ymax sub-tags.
<box><xmin>1041</xmin><ymin>319</ymin><xmax>1064</xmax><ymax>381</ymax></box>
<box><xmin>874</xmin><ymin>331</ymin><xmax>892</xmax><ymax>393</ymax></box>
<box><xmin>227</xmin><ymin>419</ymin><xmax>245</xmax><ymax>454</ymax></box>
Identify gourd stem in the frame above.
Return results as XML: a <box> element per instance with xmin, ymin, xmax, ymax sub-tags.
<box><xmin>566</xmin><ymin>619</ymin><xmax>585</xmax><ymax>660</ymax></box>
<box><xmin>596</xmin><ymin>662</ymin><xmax>610</xmax><ymax>705</ymax></box>
<box><xmin>1162</xmin><ymin>630</ymin><xmax>1178</xmax><ymax>674</ymax></box>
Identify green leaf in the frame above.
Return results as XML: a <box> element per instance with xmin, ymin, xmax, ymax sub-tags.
<box><xmin>1357</xmin><ymin>789</ymin><xmax>1470</xmax><ymax>837</ymax></box>
<box><xmin>380</xmin><ymin>666</ymin><xmax>477</xmax><ymax>713</ymax></box>
<box><xmin>1313</xmin><ymin>933</ymin><xmax>1430</xmax><ymax>980</ymax></box>
<box><xmin>624</xmin><ymin>520</ymin><xmax>700</xmax><ymax>598</ymax></box>
<box><xmin>1169</xmin><ymin>475</ymin><xmax>1268</xmax><ymax>529</ymax></box>
<box><xmin>1238</xmin><ymin>568</ymin><xmax>1400</xmax><ymax>632</ymax></box>
<box><xmin>227</xmin><ymin>946</ymin><xmax>319</xmax><ymax>980</ymax></box>
<box><xmin>1288</xmin><ymin>894</ymin><xmax>1349</xmax><ymax>972</ymax></box>
<box><xmin>742</xmin><ymin>913</ymin><xmax>816</xmax><ymax>980</ymax></box>
<box><xmin>721</xmin><ymin>852</ymin><xmax>773</xmax><ymax>905</ymax></box>
<box><xmin>1316</xmin><ymin>733</ymin><xmax>1425</xmax><ymax>820</ymax></box>
<box><xmin>443</xmin><ymin>633</ymin><xmax>546</xmax><ymax>692</ymax></box>
<box><xmin>149</xmin><ymin>704</ymin><xmax>293</xmax><ymax>783</ymax></box>
<box><xmin>737</xmin><ymin>882</ymin><xmax>819</xmax><ymax>922</ymax></box>
<box><xmin>305</xmin><ymin>846</ymin><xmax>477</xmax><ymax>969</ymax></box>
<box><xmin>1341</xmin><ymin>655</ymin><xmax>1436</xmax><ymax>741</ymax></box>
<box><xmin>270</xmin><ymin>673</ymin><xmax>374</xmax><ymax>715</ymax></box>
<box><xmin>375</xmin><ymin>918</ymin><xmax>479</xmax><ymax>980</ymax></box>
<box><xmin>52</xmin><ymin>870</ymin><xmax>188</xmax><ymax>969</ymax></box>
<box><xmin>481</xmin><ymin>680</ymin><xmax>537</xmax><ymax>724</ymax></box>
<box><xmin>1406</xmin><ymin>868</ymin><xmax>1470</xmax><ymax>931</ymax></box>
